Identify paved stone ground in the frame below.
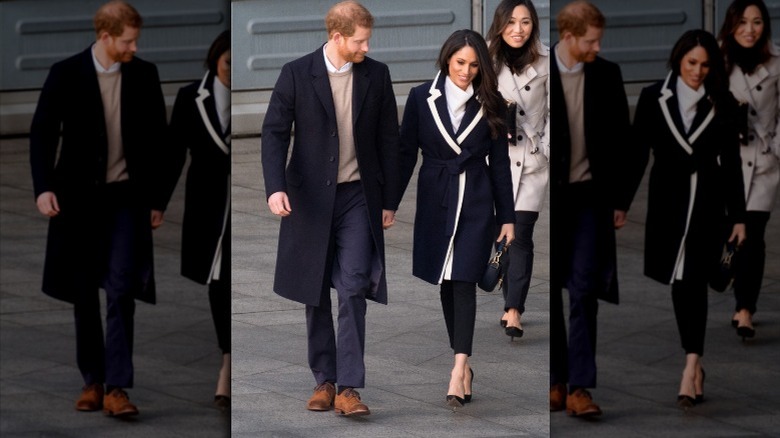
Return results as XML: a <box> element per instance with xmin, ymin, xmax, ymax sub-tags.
<box><xmin>231</xmin><ymin>137</ymin><xmax>551</xmax><ymax>437</ymax></box>
<box><xmin>551</xmin><ymin>158</ymin><xmax>780</xmax><ymax>437</ymax></box>
<box><xmin>1</xmin><ymin>137</ymin><xmax>230</xmax><ymax>437</ymax></box>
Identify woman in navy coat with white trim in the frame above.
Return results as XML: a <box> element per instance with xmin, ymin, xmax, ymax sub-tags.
<box><xmin>164</xmin><ymin>30</ymin><xmax>231</xmax><ymax>409</ymax></box>
<box><xmin>625</xmin><ymin>30</ymin><xmax>746</xmax><ymax>408</ymax></box>
<box><xmin>399</xmin><ymin>29</ymin><xmax>515</xmax><ymax>408</ymax></box>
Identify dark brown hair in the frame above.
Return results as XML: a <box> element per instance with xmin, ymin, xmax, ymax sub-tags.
<box><xmin>487</xmin><ymin>0</ymin><xmax>541</xmax><ymax>75</ymax></box>
<box><xmin>205</xmin><ymin>30</ymin><xmax>230</xmax><ymax>73</ymax></box>
<box><xmin>669</xmin><ymin>30</ymin><xmax>730</xmax><ymax>111</ymax></box>
<box><xmin>436</xmin><ymin>29</ymin><xmax>505</xmax><ymax>139</ymax></box>
<box><xmin>718</xmin><ymin>0</ymin><xmax>772</xmax><ymax>74</ymax></box>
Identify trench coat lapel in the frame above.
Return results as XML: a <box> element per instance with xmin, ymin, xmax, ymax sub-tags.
<box><xmin>311</xmin><ymin>46</ymin><xmax>337</xmax><ymax>124</ymax></box>
<box><xmin>352</xmin><ymin>61</ymin><xmax>369</xmax><ymax>125</ymax></box>
<box><xmin>195</xmin><ymin>72</ymin><xmax>230</xmax><ymax>154</ymax></box>
<box><xmin>80</xmin><ymin>48</ymin><xmax>104</xmax><ymax>127</ymax></box>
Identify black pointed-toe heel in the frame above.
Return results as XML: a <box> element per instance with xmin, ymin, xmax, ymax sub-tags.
<box><xmin>446</xmin><ymin>395</ymin><xmax>464</xmax><ymax>409</ymax></box>
<box><xmin>677</xmin><ymin>395</ymin><xmax>695</xmax><ymax>409</ymax></box>
<box><xmin>506</xmin><ymin>325</ymin><xmax>523</xmax><ymax>341</ymax></box>
<box><xmin>463</xmin><ymin>368</ymin><xmax>474</xmax><ymax>403</ymax></box>
<box><xmin>737</xmin><ymin>326</ymin><xmax>755</xmax><ymax>340</ymax></box>
<box><xmin>695</xmin><ymin>368</ymin><xmax>705</xmax><ymax>405</ymax></box>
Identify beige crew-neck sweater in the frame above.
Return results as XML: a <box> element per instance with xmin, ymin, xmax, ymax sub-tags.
<box><xmin>560</xmin><ymin>69</ymin><xmax>592</xmax><ymax>183</ymax></box>
<box><xmin>328</xmin><ymin>69</ymin><xmax>360</xmax><ymax>183</ymax></box>
<box><xmin>97</xmin><ymin>70</ymin><xmax>128</xmax><ymax>183</ymax></box>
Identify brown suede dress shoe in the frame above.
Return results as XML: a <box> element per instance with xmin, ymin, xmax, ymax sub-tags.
<box><xmin>334</xmin><ymin>388</ymin><xmax>370</xmax><ymax>416</ymax></box>
<box><xmin>565</xmin><ymin>388</ymin><xmax>602</xmax><ymax>417</ymax></box>
<box><xmin>103</xmin><ymin>388</ymin><xmax>139</xmax><ymax>417</ymax></box>
<box><xmin>75</xmin><ymin>383</ymin><xmax>104</xmax><ymax>411</ymax></box>
<box><xmin>549</xmin><ymin>383</ymin><xmax>566</xmax><ymax>412</ymax></box>
<box><xmin>306</xmin><ymin>382</ymin><xmax>336</xmax><ymax>411</ymax></box>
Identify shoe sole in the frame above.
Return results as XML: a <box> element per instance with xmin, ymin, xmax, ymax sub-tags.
<box><xmin>103</xmin><ymin>409</ymin><xmax>139</xmax><ymax>417</ymax></box>
<box><xmin>307</xmin><ymin>405</ymin><xmax>333</xmax><ymax>411</ymax></box>
<box><xmin>566</xmin><ymin>408</ymin><xmax>602</xmax><ymax>417</ymax></box>
<box><xmin>334</xmin><ymin>408</ymin><xmax>370</xmax><ymax>416</ymax></box>
<box><xmin>75</xmin><ymin>404</ymin><xmax>102</xmax><ymax>412</ymax></box>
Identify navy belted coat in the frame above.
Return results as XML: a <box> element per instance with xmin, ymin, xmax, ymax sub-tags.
<box><xmin>399</xmin><ymin>73</ymin><xmax>515</xmax><ymax>284</ymax></box>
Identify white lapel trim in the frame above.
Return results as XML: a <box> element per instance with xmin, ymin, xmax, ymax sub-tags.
<box><xmin>195</xmin><ymin>74</ymin><xmax>229</xmax><ymax>155</ymax></box>
<box><xmin>659</xmin><ymin>73</ymin><xmax>694</xmax><ymax>155</ymax></box>
<box><xmin>688</xmin><ymin>106</ymin><xmax>715</xmax><ymax>144</ymax></box>
<box><xmin>427</xmin><ymin>72</ymin><xmax>461</xmax><ymax>154</ymax></box>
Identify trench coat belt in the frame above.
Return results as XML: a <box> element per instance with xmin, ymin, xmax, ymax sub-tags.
<box><xmin>422</xmin><ymin>152</ymin><xmax>486</xmax><ymax>237</ymax></box>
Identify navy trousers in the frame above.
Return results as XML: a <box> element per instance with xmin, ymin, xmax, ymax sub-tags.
<box><xmin>551</xmin><ymin>192</ymin><xmax>601</xmax><ymax>389</ymax></box>
<box><xmin>733</xmin><ymin>211</ymin><xmax>770</xmax><ymax>314</ymax></box>
<box><xmin>74</xmin><ymin>183</ymin><xmax>140</xmax><ymax>388</ymax></box>
<box><xmin>306</xmin><ymin>181</ymin><xmax>373</xmax><ymax>389</ymax></box>
<box><xmin>502</xmin><ymin>211</ymin><xmax>539</xmax><ymax>313</ymax></box>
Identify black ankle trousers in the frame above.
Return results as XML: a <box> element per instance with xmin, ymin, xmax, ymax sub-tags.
<box><xmin>440</xmin><ymin>280</ymin><xmax>476</xmax><ymax>356</ymax></box>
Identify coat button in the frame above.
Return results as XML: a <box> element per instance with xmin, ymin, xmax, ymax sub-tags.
<box><xmin>329</xmin><ymin>156</ymin><xmax>335</xmax><ymax>162</ymax></box>
<box><xmin>748</xmin><ymin>161</ymin><xmax>753</xmax><ymax>167</ymax></box>
<box><xmin>516</xmin><ymin>161</ymin><xmax>522</xmax><ymax>166</ymax></box>
<box><xmin>330</xmin><ymin>131</ymin><xmax>336</xmax><ymax>137</ymax></box>
<box><xmin>749</xmin><ymin>135</ymin><xmax>755</xmax><ymax>141</ymax></box>
<box><xmin>757</xmin><ymin>85</ymin><xmax>763</xmax><ymax>91</ymax></box>
<box><xmin>519</xmin><ymin>110</ymin><xmax>525</xmax><ymax>116</ymax></box>
<box><xmin>517</xmin><ymin>135</ymin><xmax>523</xmax><ymax>141</ymax></box>
<box><xmin>524</xmin><ymin>85</ymin><xmax>530</xmax><ymax>91</ymax></box>
<box><xmin>751</xmin><ymin>110</ymin><xmax>757</xmax><ymax>116</ymax></box>
<box><xmin>326</xmin><ymin>180</ymin><xmax>332</xmax><ymax>186</ymax></box>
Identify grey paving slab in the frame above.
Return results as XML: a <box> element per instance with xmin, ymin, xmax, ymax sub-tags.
<box><xmin>232</xmin><ymin>137</ymin><xmax>550</xmax><ymax>436</ymax></box>
<box><xmin>1</xmin><ymin>138</ymin><xmax>229</xmax><ymax>437</ymax></box>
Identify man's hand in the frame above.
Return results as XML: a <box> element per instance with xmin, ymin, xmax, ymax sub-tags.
<box><xmin>614</xmin><ymin>210</ymin><xmax>627</xmax><ymax>229</ymax></box>
<box><xmin>36</xmin><ymin>191</ymin><xmax>60</xmax><ymax>217</ymax></box>
<box><xmin>151</xmin><ymin>210</ymin><xmax>164</xmax><ymax>229</ymax></box>
<box><xmin>382</xmin><ymin>210</ymin><xmax>396</xmax><ymax>229</ymax></box>
<box><xmin>268</xmin><ymin>191</ymin><xmax>291</xmax><ymax>217</ymax></box>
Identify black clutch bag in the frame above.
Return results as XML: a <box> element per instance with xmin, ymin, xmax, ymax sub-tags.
<box><xmin>478</xmin><ymin>238</ymin><xmax>508</xmax><ymax>292</ymax></box>
<box><xmin>709</xmin><ymin>240</ymin><xmax>738</xmax><ymax>292</ymax></box>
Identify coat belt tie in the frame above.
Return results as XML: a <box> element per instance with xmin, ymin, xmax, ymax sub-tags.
<box><xmin>422</xmin><ymin>151</ymin><xmax>486</xmax><ymax>237</ymax></box>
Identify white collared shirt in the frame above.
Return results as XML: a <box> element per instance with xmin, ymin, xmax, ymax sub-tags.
<box><xmin>555</xmin><ymin>44</ymin><xmax>584</xmax><ymax>74</ymax></box>
<box><xmin>323</xmin><ymin>44</ymin><xmax>353</xmax><ymax>74</ymax></box>
<box><xmin>444</xmin><ymin>75</ymin><xmax>474</xmax><ymax>132</ymax></box>
<box><xmin>675</xmin><ymin>77</ymin><xmax>706</xmax><ymax>134</ymax></box>
<box><xmin>91</xmin><ymin>44</ymin><xmax>121</xmax><ymax>73</ymax></box>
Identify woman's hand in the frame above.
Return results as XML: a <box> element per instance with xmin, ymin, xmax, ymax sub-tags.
<box><xmin>497</xmin><ymin>223</ymin><xmax>515</xmax><ymax>246</ymax></box>
<box><xmin>36</xmin><ymin>191</ymin><xmax>60</xmax><ymax>217</ymax></box>
<box><xmin>730</xmin><ymin>223</ymin><xmax>746</xmax><ymax>247</ymax></box>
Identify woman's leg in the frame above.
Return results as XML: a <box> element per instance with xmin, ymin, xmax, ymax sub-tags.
<box><xmin>733</xmin><ymin>211</ymin><xmax>770</xmax><ymax>327</ymax></box>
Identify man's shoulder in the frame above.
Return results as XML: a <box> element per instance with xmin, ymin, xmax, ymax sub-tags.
<box><xmin>590</xmin><ymin>55</ymin><xmax>622</xmax><ymax>74</ymax></box>
<box><xmin>123</xmin><ymin>55</ymin><xmax>159</xmax><ymax>74</ymax></box>
<box><xmin>282</xmin><ymin>48</ymin><xmax>319</xmax><ymax>72</ymax></box>
<box><xmin>49</xmin><ymin>48</ymin><xmax>90</xmax><ymax>72</ymax></box>
<box><xmin>358</xmin><ymin>55</ymin><xmax>389</xmax><ymax>72</ymax></box>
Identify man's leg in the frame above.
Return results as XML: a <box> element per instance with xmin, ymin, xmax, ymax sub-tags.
<box><xmin>73</xmin><ymin>286</ymin><xmax>106</xmax><ymax>411</ymax></box>
<box><xmin>330</xmin><ymin>182</ymin><xmax>372</xmax><ymax>416</ymax></box>
<box><xmin>564</xmin><ymin>204</ymin><xmax>602</xmax><ymax>417</ymax></box>
<box><xmin>101</xmin><ymin>199</ymin><xmax>140</xmax><ymax>417</ymax></box>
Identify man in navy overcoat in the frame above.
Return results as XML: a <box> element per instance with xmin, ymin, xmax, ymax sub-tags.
<box><xmin>549</xmin><ymin>1</ymin><xmax>631</xmax><ymax>417</ymax></box>
<box><xmin>261</xmin><ymin>1</ymin><xmax>400</xmax><ymax>416</ymax></box>
<box><xmin>29</xmin><ymin>0</ymin><xmax>167</xmax><ymax>417</ymax></box>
